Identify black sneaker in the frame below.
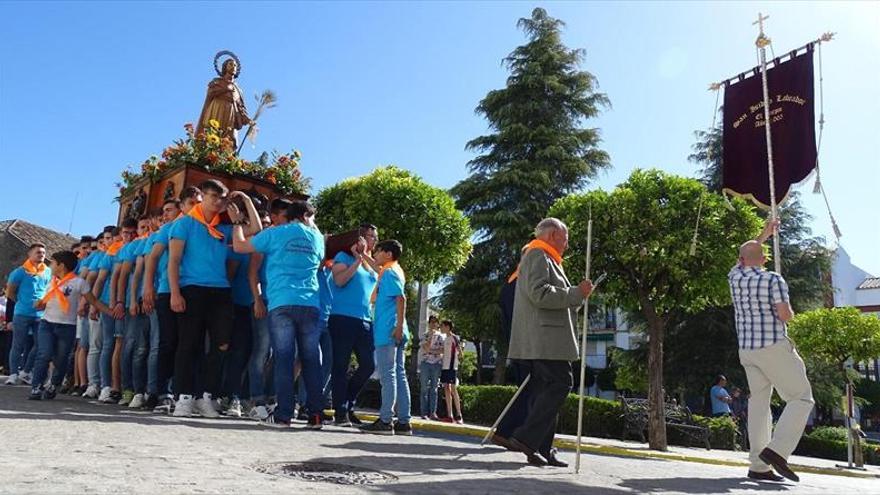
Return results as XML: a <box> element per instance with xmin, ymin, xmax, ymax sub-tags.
<box><xmin>143</xmin><ymin>394</ymin><xmax>159</xmax><ymax>411</ymax></box>
<box><xmin>296</xmin><ymin>409</ymin><xmax>309</xmax><ymax>422</ymax></box>
<box><xmin>44</xmin><ymin>385</ymin><xmax>57</xmax><ymax>400</ymax></box>
<box><xmin>394</xmin><ymin>420</ymin><xmax>413</xmax><ymax>436</ymax></box>
<box><xmin>28</xmin><ymin>388</ymin><xmax>43</xmax><ymax>400</ymax></box>
<box><xmin>348</xmin><ymin>411</ymin><xmax>363</xmax><ymax>426</ymax></box>
<box><xmin>333</xmin><ymin>416</ymin><xmax>352</xmax><ymax>427</ymax></box>
<box><xmin>109</xmin><ymin>390</ymin><xmax>122</xmax><ymax>403</ymax></box>
<box><xmin>359</xmin><ymin>418</ymin><xmax>394</xmax><ymax>435</ymax></box>
<box><xmin>307</xmin><ymin>413</ymin><xmax>324</xmax><ymax>430</ymax></box>
<box><xmin>154</xmin><ymin>397</ymin><xmax>174</xmax><ymax>414</ymax></box>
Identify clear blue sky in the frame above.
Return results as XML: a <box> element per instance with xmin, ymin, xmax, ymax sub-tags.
<box><xmin>1</xmin><ymin>1</ymin><xmax>877</xmax><ymax>274</ymax></box>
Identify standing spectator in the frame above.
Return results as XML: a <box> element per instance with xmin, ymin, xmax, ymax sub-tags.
<box><xmin>0</xmin><ymin>287</ymin><xmax>9</xmax><ymax>375</ymax></box>
<box><xmin>440</xmin><ymin>320</ymin><xmax>463</xmax><ymax>424</ymax></box>
<box><xmin>5</xmin><ymin>243</ymin><xmax>52</xmax><ymax>386</ymax></box>
<box><xmin>419</xmin><ymin>315</ymin><xmax>444</xmax><ymax>420</ymax></box>
<box><xmin>710</xmin><ymin>374</ymin><xmax>733</xmax><ymax>417</ymax></box>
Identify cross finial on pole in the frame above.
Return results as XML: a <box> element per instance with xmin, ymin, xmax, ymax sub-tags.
<box><xmin>753</xmin><ymin>13</ymin><xmax>771</xmax><ymax>48</ymax></box>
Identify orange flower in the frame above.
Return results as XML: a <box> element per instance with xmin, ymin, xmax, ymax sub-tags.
<box><xmin>207</xmin><ymin>152</ymin><xmax>219</xmax><ymax>164</ymax></box>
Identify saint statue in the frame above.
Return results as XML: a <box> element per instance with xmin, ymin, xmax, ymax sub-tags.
<box><xmin>196</xmin><ymin>51</ymin><xmax>253</xmax><ymax>150</ymax></box>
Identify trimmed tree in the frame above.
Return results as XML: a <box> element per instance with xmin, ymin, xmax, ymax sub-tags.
<box><xmin>550</xmin><ymin>169</ymin><xmax>761</xmax><ymax>450</ymax></box>
<box><xmin>442</xmin><ymin>7</ymin><xmax>610</xmax><ymax>382</ymax></box>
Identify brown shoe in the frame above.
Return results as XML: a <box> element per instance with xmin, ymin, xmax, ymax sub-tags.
<box><xmin>491</xmin><ymin>434</ymin><xmax>515</xmax><ymax>452</ymax></box>
<box><xmin>508</xmin><ymin>437</ymin><xmax>547</xmax><ymax>467</ymax></box>
<box><xmin>758</xmin><ymin>448</ymin><xmax>799</xmax><ymax>482</ymax></box>
<box><xmin>747</xmin><ymin>470</ymin><xmax>785</xmax><ymax>482</ymax></box>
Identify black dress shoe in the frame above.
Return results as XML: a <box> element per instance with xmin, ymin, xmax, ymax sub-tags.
<box><xmin>491</xmin><ymin>434</ymin><xmax>515</xmax><ymax>452</ymax></box>
<box><xmin>759</xmin><ymin>448</ymin><xmax>799</xmax><ymax>482</ymax></box>
<box><xmin>747</xmin><ymin>470</ymin><xmax>785</xmax><ymax>482</ymax></box>
<box><xmin>541</xmin><ymin>448</ymin><xmax>568</xmax><ymax>468</ymax></box>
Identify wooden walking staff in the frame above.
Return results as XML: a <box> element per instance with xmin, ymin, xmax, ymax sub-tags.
<box><xmin>754</xmin><ymin>13</ymin><xmax>783</xmax><ymax>274</ymax></box>
<box><xmin>575</xmin><ymin>209</ymin><xmax>593</xmax><ymax>474</ymax></box>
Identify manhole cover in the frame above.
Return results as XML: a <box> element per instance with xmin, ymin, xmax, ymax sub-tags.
<box><xmin>255</xmin><ymin>462</ymin><xmax>398</xmax><ymax>485</ymax></box>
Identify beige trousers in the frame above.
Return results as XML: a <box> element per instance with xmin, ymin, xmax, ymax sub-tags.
<box><xmin>739</xmin><ymin>338</ymin><xmax>814</xmax><ymax>471</ymax></box>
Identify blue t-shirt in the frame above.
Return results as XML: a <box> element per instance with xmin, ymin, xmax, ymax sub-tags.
<box><xmin>136</xmin><ymin>235</ymin><xmax>156</xmax><ymax>297</ymax></box>
<box><xmin>229</xmin><ymin>251</ymin><xmax>254</xmax><ymax>307</ymax></box>
<box><xmin>329</xmin><ymin>252</ymin><xmax>377</xmax><ymax>322</ymax></box>
<box><xmin>250</xmin><ymin>223</ymin><xmax>324</xmax><ymax>311</ymax></box>
<box><xmin>97</xmin><ymin>251</ymin><xmax>116</xmax><ymax>305</ymax></box>
<box><xmin>7</xmin><ymin>265</ymin><xmax>52</xmax><ymax>318</ymax></box>
<box><xmin>77</xmin><ymin>252</ymin><xmax>94</xmax><ymax>276</ymax></box>
<box><xmin>169</xmin><ymin>216</ymin><xmax>232</xmax><ymax>289</ymax></box>
<box><xmin>710</xmin><ymin>385</ymin><xmax>732</xmax><ymax>414</ymax></box>
<box><xmin>373</xmin><ymin>267</ymin><xmax>408</xmax><ymax>347</ymax></box>
<box><xmin>146</xmin><ymin>222</ymin><xmax>174</xmax><ymax>294</ymax></box>
<box><xmin>318</xmin><ymin>265</ymin><xmax>333</xmax><ymax>325</ymax></box>
<box><xmin>117</xmin><ymin>240</ymin><xmax>143</xmax><ymax>306</ymax></box>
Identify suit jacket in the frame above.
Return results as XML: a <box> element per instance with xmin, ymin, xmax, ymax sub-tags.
<box><xmin>507</xmin><ymin>248</ymin><xmax>584</xmax><ymax>362</ymax></box>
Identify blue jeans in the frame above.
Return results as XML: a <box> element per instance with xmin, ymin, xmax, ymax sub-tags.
<box><xmin>298</xmin><ymin>320</ymin><xmax>333</xmax><ymax>408</ymax></box>
<box><xmin>146</xmin><ymin>310</ymin><xmax>160</xmax><ymax>395</ymax></box>
<box><xmin>268</xmin><ymin>305</ymin><xmax>320</xmax><ymax>422</ymax></box>
<box><xmin>126</xmin><ymin>313</ymin><xmax>150</xmax><ymax>393</ymax></box>
<box><xmin>376</xmin><ymin>342</ymin><xmax>411</xmax><ymax>424</ymax></box>
<box><xmin>100</xmin><ymin>313</ymin><xmax>121</xmax><ymax>389</ymax></box>
<box><xmin>87</xmin><ymin>317</ymin><xmax>103</xmax><ymax>387</ymax></box>
<box><xmin>329</xmin><ymin>315</ymin><xmax>375</xmax><ymax>417</ymax></box>
<box><xmin>32</xmin><ymin>320</ymin><xmax>76</xmax><ymax>389</ymax></box>
<box><xmin>248</xmin><ymin>307</ymin><xmax>271</xmax><ymax>403</ymax></box>
<box><xmin>419</xmin><ymin>361</ymin><xmax>442</xmax><ymax>416</ymax></box>
<box><xmin>9</xmin><ymin>315</ymin><xmax>40</xmax><ymax>375</ymax></box>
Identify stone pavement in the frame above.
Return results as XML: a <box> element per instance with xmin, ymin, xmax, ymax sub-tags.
<box><xmin>1</xmin><ymin>383</ymin><xmax>878</xmax><ymax>495</ymax></box>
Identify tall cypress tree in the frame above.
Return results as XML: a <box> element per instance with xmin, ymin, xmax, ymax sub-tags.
<box><xmin>441</xmin><ymin>8</ymin><xmax>610</xmax><ymax>381</ymax></box>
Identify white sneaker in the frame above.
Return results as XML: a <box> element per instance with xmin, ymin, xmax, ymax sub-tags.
<box><xmin>97</xmin><ymin>387</ymin><xmax>113</xmax><ymax>403</ymax></box>
<box><xmin>248</xmin><ymin>405</ymin><xmax>270</xmax><ymax>421</ymax></box>
<box><xmin>19</xmin><ymin>372</ymin><xmax>32</xmax><ymax>385</ymax></box>
<box><xmin>4</xmin><ymin>374</ymin><xmax>18</xmax><ymax>385</ymax></box>
<box><xmin>173</xmin><ymin>395</ymin><xmax>194</xmax><ymax>417</ymax></box>
<box><xmin>129</xmin><ymin>394</ymin><xmax>145</xmax><ymax>409</ymax></box>
<box><xmin>82</xmin><ymin>385</ymin><xmax>99</xmax><ymax>399</ymax></box>
<box><xmin>226</xmin><ymin>398</ymin><xmax>243</xmax><ymax>418</ymax></box>
<box><xmin>196</xmin><ymin>394</ymin><xmax>220</xmax><ymax>418</ymax></box>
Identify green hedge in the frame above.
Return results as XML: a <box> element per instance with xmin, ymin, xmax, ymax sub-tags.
<box><xmin>794</xmin><ymin>430</ymin><xmax>880</xmax><ymax>465</ymax></box>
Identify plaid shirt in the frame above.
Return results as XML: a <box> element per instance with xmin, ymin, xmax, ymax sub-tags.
<box><xmin>728</xmin><ymin>265</ymin><xmax>790</xmax><ymax>350</ymax></box>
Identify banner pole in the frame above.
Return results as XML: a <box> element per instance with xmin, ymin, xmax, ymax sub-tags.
<box><xmin>575</xmin><ymin>209</ymin><xmax>593</xmax><ymax>474</ymax></box>
<box><xmin>754</xmin><ymin>13</ymin><xmax>783</xmax><ymax>274</ymax></box>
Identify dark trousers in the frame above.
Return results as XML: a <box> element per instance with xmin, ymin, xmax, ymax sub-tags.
<box><xmin>497</xmin><ymin>361</ymin><xmax>530</xmax><ymax>438</ymax></box>
<box><xmin>173</xmin><ymin>286</ymin><xmax>233</xmax><ymax>397</ymax></box>
<box><xmin>222</xmin><ymin>304</ymin><xmax>253</xmax><ymax>399</ymax></box>
<box><xmin>510</xmin><ymin>359</ymin><xmax>572</xmax><ymax>456</ymax></box>
<box><xmin>329</xmin><ymin>314</ymin><xmax>375</xmax><ymax>416</ymax></box>
<box><xmin>156</xmin><ymin>293</ymin><xmax>178</xmax><ymax>398</ymax></box>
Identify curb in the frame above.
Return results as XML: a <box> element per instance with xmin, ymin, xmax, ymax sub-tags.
<box><xmin>358</xmin><ymin>413</ymin><xmax>879</xmax><ymax>480</ymax></box>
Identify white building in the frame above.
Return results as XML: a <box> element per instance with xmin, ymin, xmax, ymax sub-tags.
<box><xmin>831</xmin><ymin>247</ymin><xmax>880</xmax><ymax>381</ymax></box>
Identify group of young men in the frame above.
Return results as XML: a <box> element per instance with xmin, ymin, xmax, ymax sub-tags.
<box><xmin>4</xmin><ymin>179</ymin><xmax>416</xmax><ymax>434</ymax></box>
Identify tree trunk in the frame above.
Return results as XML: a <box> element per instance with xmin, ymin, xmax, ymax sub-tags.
<box><xmin>493</xmin><ymin>344</ymin><xmax>508</xmax><ymax>384</ymax></box>
<box><xmin>475</xmin><ymin>339</ymin><xmax>483</xmax><ymax>384</ymax></box>
<box><xmin>642</xmin><ymin>298</ymin><xmax>668</xmax><ymax>451</ymax></box>
<box><xmin>409</xmin><ymin>282</ymin><xmax>429</xmax><ymax>379</ymax></box>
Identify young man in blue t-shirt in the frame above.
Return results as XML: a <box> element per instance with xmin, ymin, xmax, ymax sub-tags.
<box><xmin>360</xmin><ymin>240</ymin><xmax>412</xmax><ymax>436</ymax></box>
<box><xmin>168</xmin><ymin>180</ymin><xmax>234</xmax><ymax>418</ymax></box>
<box><xmin>4</xmin><ymin>243</ymin><xmax>52</xmax><ymax>385</ymax></box>
<box><xmin>116</xmin><ymin>216</ymin><xmax>152</xmax><ymax>407</ymax></box>
<box><xmin>329</xmin><ymin>223</ymin><xmax>380</xmax><ymax>426</ymax></box>
<box><xmin>142</xmin><ymin>189</ymin><xmax>200</xmax><ymax>414</ymax></box>
<box><xmin>231</xmin><ymin>199</ymin><xmax>324</xmax><ymax>428</ymax></box>
<box><xmin>83</xmin><ymin>228</ymin><xmax>114</xmax><ymax>399</ymax></box>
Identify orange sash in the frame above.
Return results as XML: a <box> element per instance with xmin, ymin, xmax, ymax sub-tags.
<box><xmin>22</xmin><ymin>259</ymin><xmax>48</xmax><ymax>276</ymax></box>
<box><xmin>40</xmin><ymin>272</ymin><xmax>77</xmax><ymax>313</ymax></box>
<box><xmin>507</xmin><ymin>239</ymin><xmax>563</xmax><ymax>282</ymax></box>
<box><xmin>188</xmin><ymin>203</ymin><xmax>224</xmax><ymax>240</ymax></box>
<box><xmin>371</xmin><ymin>261</ymin><xmax>405</xmax><ymax>304</ymax></box>
<box><xmin>105</xmin><ymin>240</ymin><xmax>124</xmax><ymax>256</ymax></box>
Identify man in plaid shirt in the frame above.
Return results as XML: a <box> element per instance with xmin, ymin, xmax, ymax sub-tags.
<box><xmin>729</xmin><ymin>218</ymin><xmax>814</xmax><ymax>483</ymax></box>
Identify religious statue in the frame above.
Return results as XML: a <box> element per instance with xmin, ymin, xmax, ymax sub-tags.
<box><xmin>196</xmin><ymin>51</ymin><xmax>253</xmax><ymax>150</ymax></box>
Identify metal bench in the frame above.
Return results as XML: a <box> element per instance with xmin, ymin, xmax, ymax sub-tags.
<box><xmin>619</xmin><ymin>397</ymin><xmax>712</xmax><ymax>450</ymax></box>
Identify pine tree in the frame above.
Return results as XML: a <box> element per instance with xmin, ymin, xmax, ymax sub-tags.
<box><xmin>441</xmin><ymin>8</ymin><xmax>610</xmax><ymax>381</ymax></box>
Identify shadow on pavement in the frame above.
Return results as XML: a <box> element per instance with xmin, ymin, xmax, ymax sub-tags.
<box><xmin>328</xmin><ymin>440</ymin><xmax>488</xmax><ymax>457</ymax></box>
<box><xmin>364</xmin><ymin>477</ymin><xmax>628</xmax><ymax>494</ymax></box>
<box><xmin>618</xmin><ymin>476</ymin><xmax>792</xmax><ymax>493</ymax></box>
<box><xmin>306</xmin><ymin>452</ymin><xmax>529</xmax><ymax>475</ymax></box>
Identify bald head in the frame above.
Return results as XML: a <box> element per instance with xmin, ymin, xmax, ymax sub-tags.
<box><xmin>739</xmin><ymin>240</ymin><xmax>765</xmax><ymax>266</ymax></box>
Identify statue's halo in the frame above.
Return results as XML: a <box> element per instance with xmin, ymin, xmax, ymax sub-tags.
<box><xmin>213</xmin><ymin>50</ymin><xmax>242</xmax><ymax>78</ymax></box>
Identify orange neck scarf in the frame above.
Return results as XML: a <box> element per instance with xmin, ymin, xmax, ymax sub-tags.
<box><xmin>188</xmin><ymin>203</ymin><xmax>224</xmax><ymax>240</ymax></box>
<box><xmin>40</xmin><ymin>271</ymin><xmax>77</xmax><ymax>313</ymax></box>
<box><xmin>507</xmin><ymin>239</ymin><xmax>563</xmax><ymax>283</ymax></box>
<box><xmin>105</xmin><ymin>240</ymin><xmax>124</xmax><ymax>256</ymax></box>
<box><xmin>371</xmin><ymin>261</ymin><xmax>405</xmax><ymax>304</ymax></box>
<box><xmin>22</xmin><ymin>259</ymin><xmax>48</xmax><ymax>276</ymax></box>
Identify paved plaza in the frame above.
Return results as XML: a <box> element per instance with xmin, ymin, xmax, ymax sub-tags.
<box><xmin>1</xmin><ymin>384</ymin><xmax>877</xmax><ymax>494</ymax></box>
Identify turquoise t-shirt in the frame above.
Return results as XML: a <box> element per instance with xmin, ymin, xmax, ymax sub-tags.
<box><xmin>7</xmin><ymin>265</ymin><xmax>51</xmax><ymax>318</ymax></box>
<box><xmin>77</xmin><ymin>252</ymin><xmax>94</xmax><ymax>276</ymax></box>
<box><xmin>117</xmin><ymin>239</ymin><xmax>143</xmax><ymax>306</ymax></box>
<box><xmin>329</xmin><ymin>252</ymin><xmax>377</xmax><ymax>322</ymax></box>
<box><xmin>710</xmin><ymin>385</ymin><xmax>732</xmax><ymax>415</ymax></box>
<box><xmin>136</xmin><ymin>234</ymin><xmax>156</xmax><ymax>297</ymax></box>
<box><xmin>373</xmin><ymin>267</ymin><xmax>408</xmax><ymax>347</ymax></box>
<box><xmin>97</xmin><ymin>251</ymin><xmax>116</xmax><ymax>305</ymax></box>
<box><xmin>169</xmin><ymin>216</ymin><xmax>231</xmax><ymax>289</ymax></box>
<box><xmin>229</xmin><ymin>251</ymin><xmax>254</xmax><ymax>307</ymax></box>
<box><xmin>250</xmin><ymin>223</ymin><xmax>324</xmax><ymax>311</ymax></box>
<box><xmin>318</xmin><ymin>265</ymin><xmax>333</xmax><ymax>325</ymax></box>
<box><xmin>145</xmin><ymin>222</ymin><xmax>174</xmax><ymax>294</ymax></box>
